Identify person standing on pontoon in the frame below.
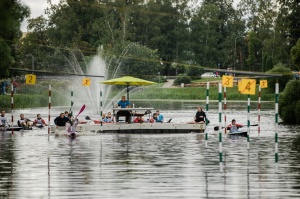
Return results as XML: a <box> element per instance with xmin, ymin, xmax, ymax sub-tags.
<box><xmin>54</xmin><ymin>113</ymin><xmax>70</xmax><ymax>127</ymax></box>
<box><xmin>116</xmin><ymin>96</ymin><xmax>131</xmax><ymax>123</ymax></box>
<box><xmin>226</xmin><ymin>119</ymin><xmax>243</xmax><ymax>133</ymax></box>
<box><xmin>0</xmin><ymin>110</ymin><xmax>10</xmax><ymax>128</ymax></box>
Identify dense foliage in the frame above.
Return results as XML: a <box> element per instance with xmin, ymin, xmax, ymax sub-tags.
<box><xmin>0</xmin><ymin>0</ymin><xmax>29</xmax><ymax>78</ymax></box>
<box><xmin>266</xmin><ymin>64</ymin><xmax>293</xmax><ymax>92</ymax></box>
<box><xmin>279</xmin><ymin>80</ymin><xmax>300</xmax><ymax>124</ymax></box>
<box><xmin>174</xmin><ymin>75</ymin><xmax>192</xmax><ymax>85</ymax></box>
<box><xmin>0</xmin><ymin>0</ymin><xmax>295</xmax><ymax>80</ymax></box>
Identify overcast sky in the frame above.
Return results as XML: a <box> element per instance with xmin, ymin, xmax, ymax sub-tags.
<box><xmin>20</xmin><ymin>0</ymin><xmax>240</xmax><ymax>32</ymax></box>
<box><xmin>20</xmin><ymin>0</ymin><xmax>60</xmax><ymax>32</ymax></box>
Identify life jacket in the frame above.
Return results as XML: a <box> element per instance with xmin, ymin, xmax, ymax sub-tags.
<box><xmin>0</xmin><ymin>115</ymin><xmax>8</xmax><ymax>126</ymax></box>
<box><xmin>230</xmin><ymin>125</ymin><xmax>239</xmax><ymax>132</ymax></box>
<box><xmin>35</xmin><ymin>118</ymin><xmax>44</xmax><ymax>125</ymax></box>
<box><xmin>18</xmin><ymin>118</ymin><xmax>26</xmax><ymax>124</ymax></box>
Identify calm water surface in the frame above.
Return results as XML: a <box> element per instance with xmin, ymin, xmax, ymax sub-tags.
<box><xmin>1</xmin><ymin>105</ymin><xmax>300</xmax><ymax>198</ymax></box>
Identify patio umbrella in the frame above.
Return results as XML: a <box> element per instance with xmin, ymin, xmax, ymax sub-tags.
<box><xmin>100</xmin><ymin>76</ymin><xmax>156</xmax><ymax>101</ymax></box>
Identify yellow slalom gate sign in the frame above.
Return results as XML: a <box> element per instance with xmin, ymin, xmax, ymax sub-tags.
<box><xmin>222</xmin><ymin>75</ymin><xmax>234</xmax><ymax>87</ymax></box>
<box><xmin>260</xmin><ymin>80</ymin><xmax>268</xmax><ymax>88</ymax></box>
<box><xmin>82</xmin><ymin>78</ymin><xmax>91</xmax><ymax>86</ymax></box>
<box><xmin>25</xmin><ymin>74</ymin><xmax>36</xmax><ymax>84</ymax></box>
<box><xmin>240</xmin><ymin>79</ymin><xmax>256</xmax><ymax>95</ymax></box>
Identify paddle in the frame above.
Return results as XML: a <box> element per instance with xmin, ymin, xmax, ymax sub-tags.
<box><xmin>75</xmin><ymin>104</ymin><xmax>86</xmax><ymax>119</ymax></box>
<box><xmin>214</xmin><ymin>124</ymin><xmax>258</xmax><ymax>131</ymax></box>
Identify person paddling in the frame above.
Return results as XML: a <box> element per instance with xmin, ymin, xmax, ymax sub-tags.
<box><xmin>33</xmin><ymin>114</ymin><xmax>47</xmax><ymax>127</ymax></box>
<box><xmin>226</xmin><ymin>119</ymin><xmax>243</xmax><ymax>133</ymax></box>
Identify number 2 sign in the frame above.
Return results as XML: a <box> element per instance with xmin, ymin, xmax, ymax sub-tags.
<box><xmin>25</xmin><ymin>74</ymin><xmax>36</xmax><ymax>84</ymax></box>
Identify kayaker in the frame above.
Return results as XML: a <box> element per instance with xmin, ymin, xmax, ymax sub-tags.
<box><xmin>226</xmin><ymin>119</ymin><xmax>243</xmax><ymax>133</ymax></box>
<box><xmin>33</xmin><ymin>114</ymin><xmax>47</xmax><ymax>127</ymax></box>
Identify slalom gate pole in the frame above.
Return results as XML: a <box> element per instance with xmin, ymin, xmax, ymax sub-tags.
<box><xmin>48</xmin><ymin>85</ymin><xmax>51</xmax><ymax>134</ymax></box>
<box><xmin>247</xmin><ymin>94</ymin><xmax>250</xmax><ymax>150</ymax></box>
<box><xmin>223</xmin><ymin>86</ymin><xmax>227</xmax><ymax>129</ymax></box>
<box><xmin>70</xmin><ymin>87</ymin><xmax>73</xmax><ymax>114</ymax></box>
<box><xmin>100</xmin><ymin>91</ymin><xmax>103</xmax><ymax>127</ymax></box>
<box><xmin>275</xmin><ymin>83</ymin><xmax>279</xmax><ymax>171</ymax></box>
<box><xmin>11</xmin><ymin>85</ymin><xmax>14</xmax><ymax>135</ymax></box>
<box><xmin>258</xmin><ymin>86</ymin><xmax>261</xmax><ymax>138</ymax></box>
<box><xmin>218</xmin><ymin>83</ymin><xmax>223</xmax><ymax>172</ymax></box>
<box><xmin>205</xmin><ymin>82</ymin><xmax>209</xmax><ymax>148</ymax></box>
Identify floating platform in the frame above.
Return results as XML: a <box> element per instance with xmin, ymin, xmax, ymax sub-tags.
<box><xmin>51</xmin><ymin>123</ymin><xmax>206</xmax><ymax>134</ymax></box>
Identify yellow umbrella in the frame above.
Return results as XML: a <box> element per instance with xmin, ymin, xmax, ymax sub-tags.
<box><xmin>100</xmin><ymin>76</ymin><xmax>156</xmax><ymax>100</ymax></box>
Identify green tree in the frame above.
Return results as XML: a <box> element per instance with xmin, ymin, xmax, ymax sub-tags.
<box><xmin>104</xmin><ymin>42</ymin><xmax>164</xmax><ymax>80</ymax></box>
<box><xmin>277</xmin><ymin>0</ymin><xmax>300</xmax><ymax>46</ymax></box>
<box><xmin>267</xmin><ymin>63</ymin><xmax>293</xmax><ymax>92</ymax></box>
<box><xmin>0</xmin><ymin>38</ymin><xmax>13</xmax><ymax>78</ymax></box>
<box><xmin>291</xmin><ymin>38</ymin><xmax>300</xmax><ymax>70</ymax></box>
<box><xmin>0</xmin><ymin>0</ymin><xmax>29</xmax><ymax>78</ymax></box>
<box><xmin>279</xmin><ymin>80</ymin><xmax>300</xmax><ymax>124</ymax></box>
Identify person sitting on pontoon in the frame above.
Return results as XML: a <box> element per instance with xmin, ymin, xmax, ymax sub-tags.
<box><xmin>149</xmin><ymin>113</ymin><xmax>157</xmax><ymax>123</ymax></box>
<box><xmin>33</xmin><ymin>114</ymin><xmax>47</xmax><ymax>127</ymax></box>
<box><xmin>188</xmin><ymin>106</ymin><xmax>207</xmax><ymax>124</ymax></box>
<box><xmin>226</xmin><ymin>119</ymin><xmax>243</xmax><ymax>133</ymax></box>
<box><xmin>134</xmin><ymin>116</ymin><xmax>145</xmax><ymax>123</ymax></box>
<box><xmin>0</xmin><ymin>110</ymin><xmax>9</xmax><ymax>128</ymax></box>
<box><xmin>116</xmin><ymin>96</ymin><xmax>131</xmax><ymax>123</ymax></box>
<box><xmin>155</xmin><ymin>110</ymin><xmax>164</xmax><ymax>123</ymax></box>
<box><xmin>103</xmin><ymin>112</ymin><xmax>113</xmax><ymax>123</ymax></box>
<box><xmin>17</xmin><ymin>114</ymin><xmax>32</xmax><ymax>129</ymax></box>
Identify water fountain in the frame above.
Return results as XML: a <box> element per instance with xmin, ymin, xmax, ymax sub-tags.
<box><xmin>63</xmin><ymin>44</ymin><xmax>138</xmax><ymax>117</ymax></box>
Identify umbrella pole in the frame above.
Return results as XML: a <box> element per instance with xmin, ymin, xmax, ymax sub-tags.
<box><xmin>127</xmin><ymin>85</ymin><xmax>129</xmax><ymax>101</ymax></box>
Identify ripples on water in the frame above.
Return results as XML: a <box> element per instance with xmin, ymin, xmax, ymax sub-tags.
<box><xmin>0</xmin><ymin>108</ymin><xmax>300</xmax><ymax>198</ymax></box>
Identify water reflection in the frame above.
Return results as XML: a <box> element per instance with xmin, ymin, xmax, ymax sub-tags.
<box><xmin>0</xmin><ymin>108</ymin><xmax>300</xmax><ymax>198</ymax></box>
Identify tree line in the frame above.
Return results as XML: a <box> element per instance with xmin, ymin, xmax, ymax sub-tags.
<box><xmin>0</xmin><ymin>0</ymin><xmax>299</xmax><ymax>80</ymax></box>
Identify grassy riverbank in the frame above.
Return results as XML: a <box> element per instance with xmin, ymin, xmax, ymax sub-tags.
<box><xmin>0</xmin><ymin>83</ymin><xmax>275</xmax><ymax>109</ymax></box>
<box><xmin>130</xmin><ymin>85</ymin><xmax>275</xmax><ymax>101</ymax></box>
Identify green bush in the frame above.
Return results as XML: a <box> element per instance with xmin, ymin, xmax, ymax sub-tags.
<box><xmin>296</xmin><ymin>101</ymin><xmax>300</xmax><ymax>124</ymax></box>
<box><xmin>279</xmin><ymin>80</ymin><xmax>300</xmax><ymax>124</ymax></box>
<box><xmin>174</xmin><ymin>75</ymin><xmax>192</xmax><ymax>85</ymax></box>
<box><xmin>267</xmin><ymin>64</ymin><xmax>293</xmax><ymax>92</ymax></box>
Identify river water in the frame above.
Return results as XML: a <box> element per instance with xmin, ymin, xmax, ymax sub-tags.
<box><xmin>1</xmin><ymin>103</ymin><xmax>300</xmax><ymax>198</ymax></box>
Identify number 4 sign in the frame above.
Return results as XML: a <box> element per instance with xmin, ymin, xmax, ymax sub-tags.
<box><xmin>25</xmin><ymin>74</ymin><xmax>36</xmax><ymax>84</ymax></box>
<box><xmin>240</xmin><ymin>79</ymin><xmax>256</xmax><ymax>95</ymax></box>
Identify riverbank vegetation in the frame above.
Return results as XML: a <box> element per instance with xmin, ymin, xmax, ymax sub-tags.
<box><xmin>279</xmin><ymin>80</ymin><xmax>300</xmax><ymax>124</ymax></box>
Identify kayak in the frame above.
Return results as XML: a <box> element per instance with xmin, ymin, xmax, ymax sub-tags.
<box><xmin>0</xmin><ymin>126</ymin><xmax>32</xmax><ymax>131</ymax></box>
<box><xmin>227</xmin><ymin>131</ymin><xmax>248</xmax><ymax>137</ymax></box>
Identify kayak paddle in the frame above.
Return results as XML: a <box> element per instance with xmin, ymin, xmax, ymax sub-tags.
<box><xmin>214</xmin><ymin>124</ymin><xmax>258</xmax><ymax>131</ymax></box>
<box><xmin>75</xmin><ymin>104</ymin><xmax>86</xmax><ymax>119</ymax></box>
